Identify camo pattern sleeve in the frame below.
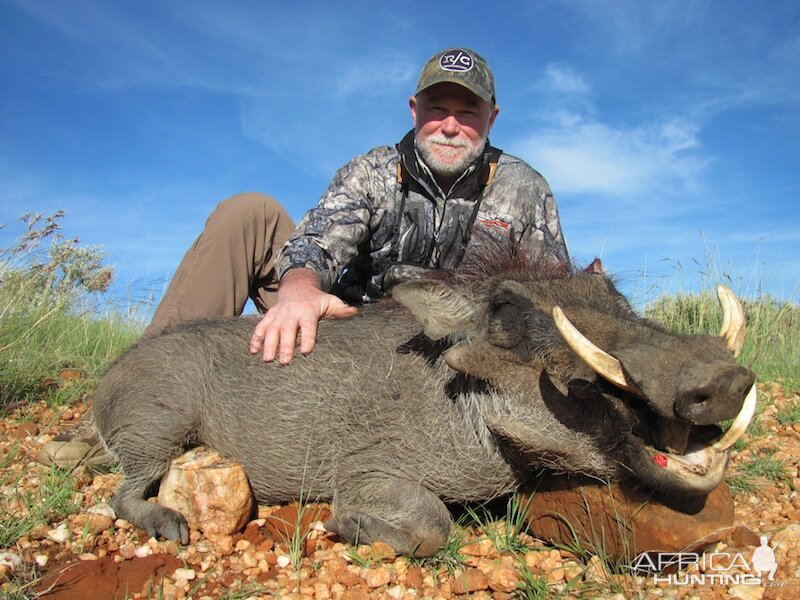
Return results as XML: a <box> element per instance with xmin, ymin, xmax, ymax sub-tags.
<box><xmin>477</xmin><ymin>154</ymin><xmax>569</xmax><ymax>264</ymax></box>
<box><xmin>274</xmin><ymin>146</ymin><xmax>399</xmax><ymax>291</ymax></box>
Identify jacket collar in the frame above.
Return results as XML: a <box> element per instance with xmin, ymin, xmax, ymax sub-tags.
<box><xmin>396</xmin><ymin>129</ymin><xmax>499</xmax><ymax>200</ymax></box>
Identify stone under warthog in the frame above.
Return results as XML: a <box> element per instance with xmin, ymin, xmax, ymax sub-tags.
<box><xmin>94</xmin><ymin>252</ymin><xmax>756</xmax><ymax>556</ymax></box>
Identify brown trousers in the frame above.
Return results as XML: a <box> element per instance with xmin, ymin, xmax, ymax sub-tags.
<box><xmin>145</xmin><ymin>193</ymin><xmax>296</xmax><ymax>337</ymax></box>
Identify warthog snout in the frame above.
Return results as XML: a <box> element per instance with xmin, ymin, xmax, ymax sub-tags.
<box><xmin>675</xmin><ymin>363</ymin><xmax>756</xmax><ymax>424</ymax></box>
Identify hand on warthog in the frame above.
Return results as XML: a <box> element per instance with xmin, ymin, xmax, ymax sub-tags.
<box><xmin>249</xmin><ymin>267</ymin><xmax>358</xmax><ymax>364</ymax></box>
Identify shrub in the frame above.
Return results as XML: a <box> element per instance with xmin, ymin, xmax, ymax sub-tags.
<box><xmin>0</xmin><ymin>212</ymin><xmax>141</xmax><ymax>410</ymax></box>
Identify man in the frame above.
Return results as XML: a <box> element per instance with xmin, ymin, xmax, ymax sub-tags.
<box><xmin>40</xmin><ymin>47</ymin><xmax>569</xmax><ymax>468</ymax></box>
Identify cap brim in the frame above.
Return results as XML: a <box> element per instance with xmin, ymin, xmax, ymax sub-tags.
<box><xmin>415</xmin><ymin>73</ymin><xmax>494</xmax><ymax>103</ymax></box>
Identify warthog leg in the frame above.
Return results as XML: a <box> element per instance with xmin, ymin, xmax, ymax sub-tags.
<box><xmin>99</xmin><ymin>403</ymin><xmax>196</xmax><ymax>544</ymax></box>
<box><xmin>327</xmin><ymin>477</ymin><xmax>453</xmax><ymax>557</ymax></box>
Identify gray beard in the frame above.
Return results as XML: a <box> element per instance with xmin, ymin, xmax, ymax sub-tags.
<box><xmin>416</xmin><ymin>133</ymin><xmax>486</xmax><ymax>178</ymax></box>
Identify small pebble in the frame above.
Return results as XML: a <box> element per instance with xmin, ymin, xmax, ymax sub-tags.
<box><xmin>87</xmin><ymin>502</ymin><xmax>117</xmax><ymax>519</ymax></box>
<box><xmin>276</xmin><ymin>554</ymin><xmax>291</xmax><ymax>568</ymax></box>
<box><xmin>47</xmin><ymin>523</ymin><xmax>72</xmax><ymax>544</ymax></box>
<box><xmin>0</xmin><ymin>552</ymin><xmax>22</xmax><ymax>572</ymax></box>
<box><xmin>173</xmin><ymin>567</ymin><xmax>196</xmax><ymax>580</ymax></box>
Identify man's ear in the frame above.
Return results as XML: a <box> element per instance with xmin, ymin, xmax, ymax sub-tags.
<box><xmin>409</xmin><ymin>95</ymin><xmax>418</xmax><ymax>127</ymax></box>
<box><xmin>487</xmin><ymin>104</ymin><xmax>500</xmax><ymax>131</ymax></box>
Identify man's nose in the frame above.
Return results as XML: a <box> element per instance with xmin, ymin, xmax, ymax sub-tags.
<box><xmin>440</xmin><ymin>115</ymin><xmax>460</xmax><ymax>135</ymax></box>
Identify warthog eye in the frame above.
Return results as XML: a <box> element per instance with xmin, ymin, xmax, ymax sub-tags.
<box><xmin>487</xmin><ymin>284</ymin><xmax>536</xmax><ymax>349</ymax></box>
<box><xmin>488</xmin><ymin>301</ymin><xmax>524</xmax><ymax>348</ymax></box>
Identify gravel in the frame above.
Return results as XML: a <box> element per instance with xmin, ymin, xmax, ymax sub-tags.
<box><xmin>1</xmin><ymin>382</ymin><xmax>798</xmax><ymax>599</ymax></box>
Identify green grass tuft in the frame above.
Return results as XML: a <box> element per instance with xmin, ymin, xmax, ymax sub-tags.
<box><xmin>464</xmin><ymin>493</ymin><xmax>533</xmax><ymax>555</ymax></box>
<box><xmin>777</xmin><ymin>399</ymin><xmax>800</xmax><ymax>426</ymax></box>
<box><xmin>727</xmin><ymin>450</ymin><xmax>792</xmax><ymax>495</ymax></box>
<box><xmin>0</xmin><ymin>463</ymin><xmax>82</xmax><ymax>547</ymax></box>
<box><xmin>0</xmin><ymin>212</ymin><xmax>145</xmax><ymax>411</ymax></box>
<box><xmin>514</xmin><ymin>563</ymin><xmax>551</xmax><ymax>599</ymax></box>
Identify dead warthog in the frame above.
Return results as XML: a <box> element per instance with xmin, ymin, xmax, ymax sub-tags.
<box><xmin>94</xmin><ymin>253</ymin><xmax>756</xmax><ymax>556</ymax></box>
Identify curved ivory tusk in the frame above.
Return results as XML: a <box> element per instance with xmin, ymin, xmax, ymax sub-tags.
<box><xmin>717</xmin><ymin>285</ymin><xmax>746</xmax><ymax>357</ymax></box>
<box><xmin>712</xmin><ymin>384</ymin><xmax>758</xmax><ymax>451</ymax></box>
<box><xmin>552</xmin><ymin>306</ymin><xmax>643</xmax><ymax>395</ymax></box>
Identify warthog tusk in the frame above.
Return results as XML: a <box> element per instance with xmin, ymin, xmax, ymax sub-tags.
<box><xmin>712</xmin><ymin>384</ymin><xmax>757</xmax><ymax>451</ymax></box>
<box><xmin>552</xmin><ymin>306</ymin><xmax>644</xmax><ymax>396</ymax></box>
<box><xmin>717</xmin><ymin>285</ymin><xmax>746</xmax><ymax>357</ymax></box>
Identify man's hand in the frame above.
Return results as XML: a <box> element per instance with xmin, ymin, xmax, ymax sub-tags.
<box><xmin>249</xmin><ymin>268</ymin><xmax>358</xmax><ymax>364</ymax></box>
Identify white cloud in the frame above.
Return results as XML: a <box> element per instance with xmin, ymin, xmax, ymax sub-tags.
<box><xmin>542</xmin><ymin>64</ymin><xmax>590</xmax><ymax>95</ymax></box>
<box><xmin>512</xmin><ymin>118</ymin><xmax>707</xmax><ymax>197</ymax></box>
<box><xmin>507</xmin><ymin>62</ymin><xmax>708</xmax><ymax>198</ymax></box>
<box><xmin>336</xmin><ymin>55</ymin><xmax>417</xmax><ymax>98</ymax></box>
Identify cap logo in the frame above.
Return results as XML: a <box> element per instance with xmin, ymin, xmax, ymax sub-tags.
<box><xmin>439</xmin><ymin>49</ymin><xmax>474</xmax><ymax>72</ymax></box>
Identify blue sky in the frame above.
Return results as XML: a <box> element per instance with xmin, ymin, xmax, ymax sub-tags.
<box><xmin>1</xmin><ymin>0</ymin><xmax>798</xmax><ymax>315</ymax></box>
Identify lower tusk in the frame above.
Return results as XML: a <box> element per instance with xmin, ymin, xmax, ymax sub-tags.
<box><xmin>712</xmin><ymin>384</ymin><xmax>758</xmax><ymax>451</ymax></box>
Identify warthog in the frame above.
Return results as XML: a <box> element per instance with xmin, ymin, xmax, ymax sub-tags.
<box><xmin>94</xmin><ymin>251</ymin><xmax>756</xmax><ymax>556</ymax></box>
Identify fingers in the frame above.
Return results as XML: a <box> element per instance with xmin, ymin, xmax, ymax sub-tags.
<box><xmin>248</xmin><ymin>315</ymin><xmax>271</xmax><ymax>355</ymax></box>
<box><xmin>249</xmin><ymin>306</ymin><xmax>314</xmax><ymax>365</ymax></box>
<box><xmin>249</xmin><ymin>313</ymin><xmax>284</xmax><ymax>363</ymax></box>
<box><xmin>297</xmin><ymin>316</ymin><xmax>318</xmax><ymax>356</ymax></box>
<box><xmin>263</xmin><ymin>319</ymin><xmax>285</xmax><ymax>363</ymax></box>
<box><xmin>327</xmin><ymin>297</ymin><xmax>360</xmax><ymax>319</ymax></box>
<box><xmin>249</xmin><ymin>292</ymin><xmax>357</xmax><ymax>364</ymax></box>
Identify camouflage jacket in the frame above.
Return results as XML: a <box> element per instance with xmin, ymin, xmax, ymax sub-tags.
<box><xmin>275</xmin><ymin>130</ymin><xmax>569</xmax><ymax>301</ymax></box>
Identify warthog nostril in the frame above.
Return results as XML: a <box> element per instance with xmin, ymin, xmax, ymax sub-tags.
<box><xmin>691</xmin><ymin>393</ymin><xmax>712</xmax><ymax>405</ymax></box>
<box><xmin>676</xmin><ymin>387</ymin><xmax>742</xmax><ymax>425</ymax></box>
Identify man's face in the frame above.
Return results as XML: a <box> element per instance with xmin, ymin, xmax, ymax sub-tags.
<box><xmin>410</xmin><ymin>83</ymin><xmax>500</xmax><ymax>178</ymax></box>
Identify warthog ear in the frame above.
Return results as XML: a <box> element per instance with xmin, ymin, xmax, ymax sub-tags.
<box><xmin>392</xmin><ymin>279</ymin><xmax>477</xmax><ymax>339</ymax></box>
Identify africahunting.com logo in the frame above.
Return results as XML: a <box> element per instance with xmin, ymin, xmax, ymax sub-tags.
<box><xmin>631</xmin><ymin>534</ymin><xmax>787</xmax><ymax>588</ymax></box>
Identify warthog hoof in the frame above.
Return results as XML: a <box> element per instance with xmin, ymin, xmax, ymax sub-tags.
<box><xmin>112</xmin><ymin>496</ymin><xmax>190</xmax><ymax>545</ymax></box>
<box><xmin>140</xmin><ymin>505</ymin><xmax>190</xmax><ymax>544</ymax></box>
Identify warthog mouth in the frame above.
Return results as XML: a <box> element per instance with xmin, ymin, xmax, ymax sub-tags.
<box><xmin>631</xmin><ymin>384</ymin><xmax>757</xmax><ymax>492</ymax></box>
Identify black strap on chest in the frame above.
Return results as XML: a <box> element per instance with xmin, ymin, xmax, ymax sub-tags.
<box><xmin>388</xmin><ymin>162</ymin><xmax>410</xmax><ymax>264</ymax></box>
<box><xmin>388</xmin><ymin>146</ymin><xmax>501</xmax><ymax>266</ymax></box>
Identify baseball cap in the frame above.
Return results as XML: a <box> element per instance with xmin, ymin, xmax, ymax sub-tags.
<box><xmin>415</xmin><ymin>48</ymin><xmax>495</xmax><ymax>104</ymax></box>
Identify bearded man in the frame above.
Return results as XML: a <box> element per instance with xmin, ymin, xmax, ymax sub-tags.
<box><xmin>41</xmin><ymin>47</ymin><xmax>570</xmax><ymax>467</ymax></box>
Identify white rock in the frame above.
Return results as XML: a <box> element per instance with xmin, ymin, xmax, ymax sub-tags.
<box><xmin>47</xmin><ymin>523</ymin><xmax>72</xmax><ymax>544</ymax></box>
<box><xmin>276</xmin><ymin>554</ymin><xmax>291</xmax><ymax>568</ymax></box>
<box><xmin>158</xmin><ymin>446</ymin><xmax>253</xmax><ymax>537</ymax></box>
<box><xmin>134</xmin><ymin>544</ymin><xmax>153</xmax><ymax>558</ymax></box>
<box><xmin>0</xmin><ymin>552</ymin><xmax>22</xmax><ymax>572</ymax></box>
<box><xmin>311</xmin><ymin>520</ymin><xmax>327</xmax><ymax>532</ymax></box>
<box><xmin>728</xmin><ymin>584</ymin><xmax>765</xmax><ymax>600</ymax></box>
<box><xmin>173</xmin><ymin>567</ymin><xmax>196</xmax><ymax>580</ymax></box>
<box><xmin>87</xmin><ymin>502</ymin><xmax>117</xmax><ymax>519</ymax></box>
<box><xmin>34</xmin><ymin>554</ymin><xmax>49</xmax><ymax>568</ymax></box>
